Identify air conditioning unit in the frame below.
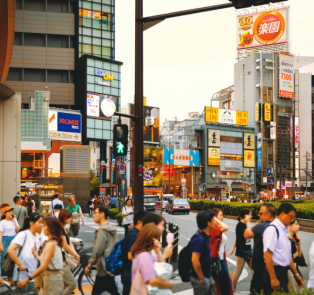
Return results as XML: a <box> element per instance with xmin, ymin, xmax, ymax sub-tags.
<box><xmin>145</xmin><ymin>117</ymin><xmax>156</xmax><ymax>127</ymax></box>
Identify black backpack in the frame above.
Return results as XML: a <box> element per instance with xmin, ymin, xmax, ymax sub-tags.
<box><xmin>178</xmin><ymin>232</ymin><xmax>206</xmax><ymax>282</ymax></box>
<box><xmin>252</xmin><ymin>224</ymin><xmax>279</xmax><ymax>272</ymax></box>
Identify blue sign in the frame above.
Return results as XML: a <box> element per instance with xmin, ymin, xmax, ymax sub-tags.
<box><xmin>199</xmin><ymin>185</ymin><xmax>203</xmax><ymax>190</ymax></box>
<box><xmin>257</xmin><ymin>147</ymin><xmax>262</xmax><ymax>170</ymax></box>
<box><xmin>182</xmin><ymin>182</ymin><xmax>186</xmax><ymax>187</ymax></box>
<box><xmin>119</xmin><ymin>164</ymin><xmax>125</xmax><ymax>171</ymax></box>
<box><xmin>57</xmin><ymin>112</ymin><xmax>81</xmax><ymax>133</ymax></box>
<box><xmin>163</xmin><ymin>148</ymin><xmax>199</xmax><ymax>166</ymax></box>
<box><xmin>267</xmin><ymin>177</ymin><xmax>274</xmax><ymax>183</ymax></box>
<box><xmin>267</xmin><ymin>168</ymin><xmax>273</xmax><ymax>175</ymax></box>
<box><xmin>248</xmin><ymin>179</ymin><xmax>252</xmax><ymax>184</ymax></box>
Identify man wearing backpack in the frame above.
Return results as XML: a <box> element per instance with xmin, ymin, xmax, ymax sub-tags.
<box><xmin>84</xmin><ymin>206</ymin><xmax>119</xmax><ymax>295</ymax></box>
<box><xmin>190</xmin><ymin>210</ymin><xmax>216</xmax><ymax>295</ymax></box>
<box><xmin>263</xmin><ymin>203</ymin><xmax>304</xmax><ymax>294</ymax></box>
<box><xmin>244</xmin><ymin>203</ymin><xmax>276</xmax><ymax>295</ymax></box>
<box><xmin>121</xmin><ymin>210</ymin><xmax>148</xmax><ymax>295</ymax></box>
<box><xmin>67</xmin><ymin>196</ymin><xmax>85</xmax><ymax>237</ymax></box>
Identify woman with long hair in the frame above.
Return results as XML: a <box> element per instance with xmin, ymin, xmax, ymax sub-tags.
<box><xmin>130</xmin><ymin>223</ymin><xmax>173</xmax><ymax>292</ymax></box>
<box><xmin>0</xmin><ymin>205</ymin><xmax>19</xmax><ymax>275</ymax></box>
<box><xmin>142</xmin><ymin>212</ymin><xmax>173</xmax><ymax>261</ymax></box>
<box><xmin>209</xmin><ymin>208</ymin><xmax>233</xmax><ymax>295</ymax></box>
<box><xmin>58</xmin><ymin>209</ymin><xmax>79</xmax><ymax>295</ymax></box>
<box><xmin>18</xmin><ymin>217</ymin><xmax>64</xmax><ymax>295</ymax></box>
<box><xmin>7</xmin><ymin>212</ymin><xmax>43</xmax><ymax>294</ymax></box>
<box><xmin>228</xmin><ymin>208</ymin><xmax>253</xmax><ymax>292</ymax></box>
<box><xmin>287</xmin><ymin>218</ymin><xmax>307</xmax><ymax>292</ymax></box>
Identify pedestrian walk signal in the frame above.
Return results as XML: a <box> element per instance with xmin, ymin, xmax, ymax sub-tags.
<box><xmin>113</xmin><ymin>124</ymin><xmax>128</xmax><ymax>156</ymax></box>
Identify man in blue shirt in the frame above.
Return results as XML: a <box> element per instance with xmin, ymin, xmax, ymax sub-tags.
<box><xmin>110</xmin><ymin>196</ymin><xmax>118</xmax><ymax>208</ymax></box>
<box><xmin>49</xmin><ymin>194</ymin><xmax>64</xmax><ymax>214</ymax></box>
<box><xmin>190</xmin><ymin>210</ymin><xmax>216</xmax><ymax>295</ymax></box>
<box><xmin>121</xmin><ymin>210</ymin><xmax>147</xmax><ymax>295</ymax></box>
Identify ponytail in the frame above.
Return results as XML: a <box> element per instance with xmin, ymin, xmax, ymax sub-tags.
<box><xmin>237</xmin><ymin>208</ymin><xmax>251</xmax><ymax>221</ymax></box>
<box><xmin>237</xmin><ymin>215</ymin><xmax>241</xmax><ymax>221</ymax></box>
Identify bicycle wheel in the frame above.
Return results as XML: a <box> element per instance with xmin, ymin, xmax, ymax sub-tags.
<box><xmin>78</xmin><ymin>266</ymin><xmax>97</xmax><ymax>295</ymax></box>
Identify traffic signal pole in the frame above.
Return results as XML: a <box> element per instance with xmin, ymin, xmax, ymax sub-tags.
<box><xmin>133</xmin><ymin>1</ymin><xmax>234</xmax><ymax>210</ymax></box>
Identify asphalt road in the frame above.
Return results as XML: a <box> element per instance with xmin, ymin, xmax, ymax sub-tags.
<box><xmin>77</xmin><ymin>212</ymin><xmax>314</xmax><ymax>295</ymax></box>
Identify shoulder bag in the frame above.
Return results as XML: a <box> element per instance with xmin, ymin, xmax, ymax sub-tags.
<box><xmin>211</xmin><ymin>237</ymin><xmax>222</xmax><ymax>275</ymax></box>
<box><xmin>240</xmin><ymin>244</ymin><xmax>253</xmax><ymax>261</ymax></box>
<box><xmin>1</xmin><ymin>231</ymin><xmax>27</xmax><ymax>278</ymax></box>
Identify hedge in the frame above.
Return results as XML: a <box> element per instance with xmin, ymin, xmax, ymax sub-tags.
<box><xmin>188</xmin><ymin>200</ymin><xmax>314</xmax><ymax>220</ymax></box>
<box><xmin>109</xmin><ymin>208</ymin><xmax>123</xmax><ymax>226</ymax></box>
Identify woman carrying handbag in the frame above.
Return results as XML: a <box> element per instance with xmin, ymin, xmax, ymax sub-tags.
<box><xmin>130</xmin><ymin>223</ymin><xmax>173</xmax><ymax>295</ymax></box>
<box><xmin>209</xmin><ymin>208</ymin><xmax>233</xmax><ymax>295</ymax></box>
<box><xmin>228</xmin><ymin>208</ymin><xmax>253</xmax><ymax>292</ymax></box>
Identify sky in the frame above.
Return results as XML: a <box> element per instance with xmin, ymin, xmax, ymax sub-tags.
<box><xmin>115</xmin><ymin>0</ymin><xmax>314</xmax><ymax>124</ymax></box>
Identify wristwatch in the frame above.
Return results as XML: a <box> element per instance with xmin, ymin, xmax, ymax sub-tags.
<box><xmin>294</xmin><ymin>273</ymin><xmax>300</xmax><ymax>278</ymax></box>
<box><xmin>28</xmin><ymin>275</ymin><xmax>32</xmax><ymax>281</ymax></box>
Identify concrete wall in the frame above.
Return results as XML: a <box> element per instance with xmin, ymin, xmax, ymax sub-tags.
<box><xmin>0</xmin><ymin>92</ymin><xmax>21</xmax><ymax>204</ymax></box>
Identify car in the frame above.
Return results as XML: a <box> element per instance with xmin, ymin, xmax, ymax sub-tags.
<box><xmin>143</xmin><ymin>195</ymin><xmax>160</xmax><ymax>211</ymax></box>
<box><xmin>167</xmin><ymin>199</ymin><xmax>190</xmax><ymax>215</ymax></box>
<box><xmin>161</xmin><ymin>194</ymin><xmax>174</xmax><ymax>210</ymax></box>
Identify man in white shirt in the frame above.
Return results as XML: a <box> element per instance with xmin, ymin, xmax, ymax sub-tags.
<box><xmin>48</xmin><ymin>194</ymin><xmax>64</xmax><ymax>214</ymax></box>
<box><xmin>263</xmin><ymin>202</ymin><xmax>304</xmax><ymax>294</ymax></box>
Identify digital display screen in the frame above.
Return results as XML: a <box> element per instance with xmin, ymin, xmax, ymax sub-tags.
<box><xmin>87</xmin><ymin>92</ymin><xmax>118</xmax><ymax>120</ymax></box>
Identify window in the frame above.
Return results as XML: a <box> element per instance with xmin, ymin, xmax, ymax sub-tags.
<box><xmin>14</xmin><ymin>32</ymin><xmax>22</xmax><ymax>46</ymax></box>
<box><xmin>231</xmin><ymin>137</ymin><xmax>237</xmax><ymax>143</ymax></box>
<box><xmin>47</xmin><ymin>0</ymin><xmax>68</xmax><ymax>13</ymax></box>
<box><xmin>24</xmin><ymin>33</ymin><xmax>46</xmax><ymax>47</ymax></box>
<box><xmin>70</xmin><ymin>71</ymin><xmax>74</xmax><ymax>83</ymax></box>
<box><xmin>7</xmin><ymin>68</ymin><xmax>22</xmax><ymax>81</ymax></box>
<box><xmin>24</xmin><ymin>69</ymin><xmax>45</xmax><ymax>82</ymax></box>
<box><xmin>47</xmin><ymin>35</ymin><xmax>68</xmax><ymax>48</ymax></box>
<box><xmin>24</xmin><ymin>0</ymin><xmax>46</xmax><ymax>11</ymax></box>
<box><xmin>236</xmin><ymin>137</ymin><xmax>242</xmax><ymax>143</ymax></box>
<box><xmin>70</xmin><ymin>36</ymin><xmax>74</xmax><ymax>48</ymax></box>
<box><xmin>79</xmin><ymin>9</ymin><xmax>111</xmax><ymax>30</ymax></box>
<box><xmin>47</xmin><ymin>70</ymin><xmax>68</xmax><ymax>83</ymax></box>
<box><xmin>16</xmin><ymin>0</ymin><xmax>22</xmax><ymax>10</ymax></box>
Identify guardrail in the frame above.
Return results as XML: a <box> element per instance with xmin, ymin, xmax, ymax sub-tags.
<box><xmin>162</xmin><ymin>222</ymin><xmax>179</xmax><ymax>270</ymax></box>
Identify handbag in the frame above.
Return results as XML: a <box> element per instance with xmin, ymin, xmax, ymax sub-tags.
<box><xmin>1</xmin><ymin>232</ymin><xmax>27</xmax><ymax>278</ymax></box>
<box><xmin>35</xmin><ymin>273</ymin><xmax>43</xmax><ymax>291</ymax></box>
<box><xmin>211</xmin><ymin>237</ymin><xmax>222</xmax><ymax>275</ymax></box>
<box><xmin>240</xmin><ymin>244</ymin><xmax>253</xmax><ymax>261</ymax></box>
<box><xmin>65</xmin><ymin>253</ymin><xmax>78</xmax><ymax>269</ymax></box>
<box><xmin>130</xmin><ymin>255</ymin><xmax>148</xmax><ymax>295</ymax></box>
<box><xmin>147</xmin><ymin>262</ymin><xmax>173</xmax><ymax>295</ymax></box>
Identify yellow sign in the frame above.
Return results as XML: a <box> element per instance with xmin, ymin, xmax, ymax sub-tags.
<box><xmin>208</xmin><ymin>147</ymin><xmax>220</xmax><ymax>166</ymax></box>
<box><xmin>244</xmin><ymin>150</ymin><xmax>255</xmax><ymax>168</ymax></box>
<box><xmin>264</xmin><ymin>103</ymin><xmax>271</xmax><ymax>121</ymax></box>
<box><xmin>255</xmin><ymin>103</ymin><xmax>260</xmax><ymax>122</ymax></box>
<box><xmin>236</xmin><ymin>111</ymin><xmax>248</xmax><ymax>126</ymax></box>
<box><xmin>205</xmin><ymin>107</ymin><xmax>219</xmax><ymax>123</ymax></box>
<box><xmin>244</xmin><ymin>133</ymin><xmax>255</xmax><ymax>150</ymax></box>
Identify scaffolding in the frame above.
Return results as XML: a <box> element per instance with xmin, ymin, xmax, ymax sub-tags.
<box><xmin>211</xmin><ymin>85</ymin><xmax>234</xmax><ymax>109</ymax></box>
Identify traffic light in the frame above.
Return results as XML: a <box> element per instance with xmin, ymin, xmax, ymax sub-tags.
<box><xmin>113</xmin><ymin>124</ymin><xmax>128</xmax><ymax>156</ymax></box>
<box><xmin>229</xmin><ymin>0</ymin><xmax>287</xmax><ymax>9</ymax></box>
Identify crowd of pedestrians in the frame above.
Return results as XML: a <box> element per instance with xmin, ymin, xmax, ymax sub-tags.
<box><xmin>1</xmin><ymin>194</ymin><xmax>314</xmax><ymax>295</ymax></box>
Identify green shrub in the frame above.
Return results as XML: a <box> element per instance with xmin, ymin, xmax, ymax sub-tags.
<box><xmin>188</xmin><ymin>200</ymin><xmax>314</xmax><ymax>220</ymax></box>
<box><xmin>116</xmin><ymin>213</ymin><xmax>123</xmax><ymax>226</ymax></box>
<box><xmin>109</xmin><ymin>208</ymin><xmax>119</xmax><ymax>219</ymax></box>
<box><xmin>277</xmin><ymin>199</ymin><xmax>304</xmax><ymax>204</ymax></box>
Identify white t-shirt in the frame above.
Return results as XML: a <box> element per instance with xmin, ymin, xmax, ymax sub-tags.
<box><xmin>12</xmin><ymin>230</ymin><xmax>40</xmax><ymax>282</ymax></box>
<box><xmin>219</xmin><ymin>232</ymin><xmax>228</xmax><ymax>260</ymax></box>
<box><xmin>0</xmin><ymin>219</ymin><xmax>19</xmax><ymax>236</ymax></box>
<box><xmin>122</xmin><ymin>206</ymin><xmax>133</xmax><ymax>225</ymax></box>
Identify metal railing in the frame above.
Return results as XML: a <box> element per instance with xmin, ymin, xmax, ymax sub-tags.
<box><xmin>162</xmin><ymin>222</ymin><xmax>179</xmax><ymax>270</ymax></box>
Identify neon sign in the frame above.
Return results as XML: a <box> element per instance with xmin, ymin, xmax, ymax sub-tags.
<box><xmin>95</xmin><ymin>68</ymin><xmax>113</xmax><ymax>81</ymax></box>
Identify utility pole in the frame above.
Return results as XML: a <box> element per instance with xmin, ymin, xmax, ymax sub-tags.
<box><xmin>168</xmin><ymin>141</ymin><xmax>171</xmax><ymax>194</ymax></box>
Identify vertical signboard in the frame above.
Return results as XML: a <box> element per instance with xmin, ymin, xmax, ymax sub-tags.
<box><xmin>244</xmin><ymin>133</ymin><xmax>255</xmax><ymax>150</ymax></box>
<box><xmin>236</xmin><ymin>111</ymin><xmax>248</xmax><ymax>126</ymax></box>
<box><xmin>279</xmin><ymin>53</ymin><xmax>294</xmax><ymax>98</ymax></box>
<box><xmin>205</xmin><ymin>107</ymin><xmax>219</xmax><ymax>123</ymax></box>
<box><xmin>270</xmin><ymin>122</ymin><xmax>276</xmax><ymax>140</ymax></box>
<box><xmin>264</xmin><ymin>103</ymin><xmax>271</xmax><ymax>121</ymax></box>
<box><xmin>295</xmin><ymin>117</ymin><xmax>299</xmax><ymax>148</ymax></box>
<box><xmin>244</xmin><ymin>150</ymin><xmax>255</xmax><ymax>167</ymax></box>
<box><xmin>257</xmin><ymin>133</ymin><xmax>262</xmax><ymax>170</ymax></box>
<box><xmin>208</xmin><ymin>148</ymin><xmax>220</xmax><ymax>166</ymax></box>
<box><xmin>208</xmin><ymin>130</ymin><xmax>220</xmax><ymax>147</ymax></box>
<box><xmin>255</xmin><ymin>103</ymin><xmax>260</xmax><ymax>122</ymax></box>
<box><xmin>290</xmin><ymin>117</ymin><xmax>293</xmax><ymax>144</ymax></box>
<box><xmin>295</xmin><ymin>151</ymin><xmax>299</xmax><ymax>179</ymax></box>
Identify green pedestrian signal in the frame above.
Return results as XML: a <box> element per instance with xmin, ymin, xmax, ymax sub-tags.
<box><xmin>113</xmin><ymin>124</ymin><xmax>128</xmax><ymax>156</ymax></box>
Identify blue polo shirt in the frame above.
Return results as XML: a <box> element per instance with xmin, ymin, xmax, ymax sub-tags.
<box><xmin>111</xmin><ymin>197</ymin><xmax>118</xmax><ymax>205</ymax></box>
<box><xmin>189</xmin><ymin>230</ymin><xmax>211</xmax><ymax>278</ymax></box>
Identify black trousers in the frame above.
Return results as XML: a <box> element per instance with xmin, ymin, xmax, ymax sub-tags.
<box><xmin>250</xmin><ymin>268</ymin><xmax>265</xmax><ymax>295</ymax></box>
<box><xmin>92</xmin><ymin>274</ymin><xmax>119</xmax><ymax>295</ymax></box>
<box><xmin>263</xmin><ymin>265</ymin><xmax>289</xmax><ymax>294</ymax></box>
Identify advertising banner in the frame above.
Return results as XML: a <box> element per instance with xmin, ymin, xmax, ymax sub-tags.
<box><xmin>295</xmin><ymin>117</ymin><xmax>299</xmax><ymax>148</ymax></box>
<box><xmin>255</xmin><ymin>103</ymin><xmax>260</xmax><ymax>122</ymax></box>
<box><xmin>244</xmin><ymin>150</ymin><xmax>255</xmax><ymax>167</ymax></box>
<box><xmin>279</xmin><ymin>53</ymin><xmax>294</xmax><ymax>98</ymax></box>
<box><xmin>87</xmin><ymin>93</ymin><xmax>118</xmax><ymax>120</ymax></box>
<box><xmin>295</xmin><ymin>151</ymin><xmax>299</xmax><ymax>179</ymax></box>
<box><xmin>144</xmin><ymin>147</ymin><xmax>163</xmax><ymax>187</ymax></box>
<box><xmin>208</xmin><ymin>148</ymin><xmax>220</xmax><ymax>166</ymax></box>
<box><xmin>208</xmin><ymin>130</ymin><xmax>220</xmax><ymax>147</ymax></box>
<box><xmin>236</xmin><ymin>8</ymin><xmax>287</xmax><ymax>50</ymax></box>
<box><xmin>257</xmin><ymin>133</ymin><xmax>262</xmax><ymax>170</ymax></box>
<box><xmin>160</xmin><ymin>165</ymin><xmax>174</xmax><ymax>180</ymax></box>
<box><xmin>205</xmin><ymin>107</ymin><xmax>248</xmax><ymax>126</ymax></box>
<box><xmin>49</xmin><ymin>110</ymin><xmax>82</xmax><ymax>142</ymax></box>
<box><xmin>244</xmin><ymin>133</ymin><xmax>255</xmax><ymax>150</ymax></box>
<box><xmin>270</xmin><ymin>122</ymin><xmax>276</xmax><ymax>140</ymax></box>
<box><xmin>163</xmin><ymin>148</ymin><xmax>199</xmax><ymax>166</ymax></box>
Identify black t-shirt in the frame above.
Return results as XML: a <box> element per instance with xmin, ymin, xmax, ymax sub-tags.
<box><xmin>123</xmin><ymin>228</ymin><xmax>139</xmax><ymax>273</ymax></box>
<box><xmin>235</xmin><ymin>222</ymin><xmax>251</xmax><ymax>258</ymax></box>
<box><xmin>62</xmin><ymin>227</ymin><xmax>70</xmax><ymax>262</ymax></box>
